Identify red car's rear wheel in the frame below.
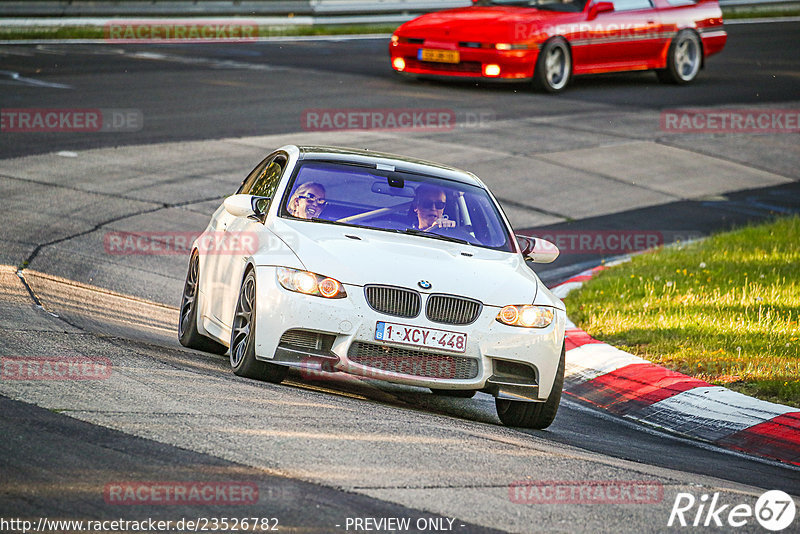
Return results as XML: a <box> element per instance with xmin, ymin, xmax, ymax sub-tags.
<box><xmin>657</xmin><ymin>30</ymin><xmax>703</xmax><ymax>84</ymax></box>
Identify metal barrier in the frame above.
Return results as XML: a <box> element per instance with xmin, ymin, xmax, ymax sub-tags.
<box><xmin>0</xmin><ymin>0</ymin><xmax>795</xmax><ymax>18</ymax></box>
<box><xmin>0</xmin><ymin>1</ymin><xmax>470</xmax><ymax>17</ymax></box>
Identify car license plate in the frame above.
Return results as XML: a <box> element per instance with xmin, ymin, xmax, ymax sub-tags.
<box><xmin>375</xmin><ymin>322</ymin><xmax>467</xmax><ymax>353</ymax></box>
<box><xmin>418</xmin><ymin>48</ymin><xmax>460</xmax><ymax>64</ymax></box>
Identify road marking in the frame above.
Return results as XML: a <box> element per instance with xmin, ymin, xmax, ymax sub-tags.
<box><xmin>0</xmin><ymin>69</ymin><xmax>72</xmax><ymax>89</ymax></box>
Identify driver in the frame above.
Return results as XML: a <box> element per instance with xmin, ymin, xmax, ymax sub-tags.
<box><xmin>288</xmin><ymin>182</ymin><xmax>326</xmax><ymax>219</ymax></box>
<box><xmin>411</xmin><ymin>184</ymin><xmax>450</xmax><ymax>231</ymax></box>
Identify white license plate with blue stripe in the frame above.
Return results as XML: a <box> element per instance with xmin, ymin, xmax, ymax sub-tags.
<box><xmin>375</xmin><ymin>321</ymin><xmax>466</xmax><ymax>353</ymax></box>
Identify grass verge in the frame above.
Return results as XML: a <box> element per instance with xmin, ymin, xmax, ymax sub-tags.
<box><xmin>0</xmin><ymin>23</ymin><xmax>399</xmax><ymax>41</ymax></box>
<box><xmin>722</xmin><ymin>6</ymin><xmax>800</xmax><ymax>19</ymax></box>
<box><xmin>566</xmin><ymin>216</ymin><xmax>800</xmax><ymax>408</ymax></box>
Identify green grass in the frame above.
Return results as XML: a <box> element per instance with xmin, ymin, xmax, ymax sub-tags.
<box><xmin>566</xmin><ymin>216</ymin><xmax>800</xmax><ymax>408</ymax></box>
<box><xmin>722</xmin><ymin>6</ymin><xmax>800</xmax><ymax>19</ymax></box>
<box><xmin>0</xmin><ymin>23</ymin><xmax>399</xmax><ymax>41</ymax></box>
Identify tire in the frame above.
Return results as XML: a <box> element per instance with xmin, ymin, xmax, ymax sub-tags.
<box><xmin>495</xmin><ymin>342</ymin><xmax>565</xmax><ymax>429</ymax></box>
<box><xmin>533</xmin><ymin>38</ymin><xmax>572</xmax><ymax>93</ymax></box>
<box><xmin>656</xmin><ymin>30</ymin><xmax>702</xmax><ymax>84</ymax></box>
<box><xmin>178</xmin><ymin>253</ymin><xmax>227</xmax><ymax>355</ymax></box>
<box><xmin>431</xmin><ymin>389</ymin><xmax>476</xmax><ymax>399</ymax></box>
<box><xmin>229</xmin><ymin>269</ymin><xmax>288</xmax><ymax>383</ymax></box>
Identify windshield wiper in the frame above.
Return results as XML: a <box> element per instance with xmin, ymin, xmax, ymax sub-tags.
<box><xmin>403</xmin><ymin>228</ymin><xmax>470</xmax><ymax>245</ymax></box>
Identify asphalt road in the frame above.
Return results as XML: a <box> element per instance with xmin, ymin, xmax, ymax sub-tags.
<box><xmin>0</xmin><ymin>21</ymin><xmax>798</xmax><ymax>159</ymax></box>
<box><xmin>1</xmin><ymin>19</ymin><xmax>799</xmax><ymax>533</ymax></box>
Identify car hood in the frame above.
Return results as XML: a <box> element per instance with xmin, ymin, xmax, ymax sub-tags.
<box><xmin>267</xmin><ymin>220</ymin><xmax>544</xmax><ymax>308</ymax></box>
<box><xmin>396</xmin><ymin>6</ymin><xmax>564</xmax><ymax>42</ymax></box>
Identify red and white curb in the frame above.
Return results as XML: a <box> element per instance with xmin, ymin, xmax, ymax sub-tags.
<box><xmin>551</xmin><ymin>264</ymin><xmax>800</xmax><ymax>467</ymax></box>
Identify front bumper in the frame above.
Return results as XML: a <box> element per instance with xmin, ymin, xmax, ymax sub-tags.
<box><xmin>253</xmin><ymin>266</ymin><xmax>565</xmax><ymax>401</ymax></box>
<box><xmin>390</xmin><ymin>43</ymin><xmax>538</xmax><ymax>80</ymax></box>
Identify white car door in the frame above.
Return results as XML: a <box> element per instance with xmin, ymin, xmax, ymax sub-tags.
<box><xmin>217</xmin><ymin>154</ymin><xmax>287</xmax><ymax>331</ymax></box>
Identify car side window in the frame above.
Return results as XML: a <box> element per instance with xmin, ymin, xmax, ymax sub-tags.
<box><xmin>237</xmin><ymin>155</ymin><xmax>287</xmax><ymax>212</ymax></box>
<box><xmin>238</xmin><ymin>157</ymin><xmax>269</xmax><ymax>195</ymax></box>
<box><xmin>609</xmin><ymin>0</ymin><xmax>653</xmax><ymax>10</ymax></box>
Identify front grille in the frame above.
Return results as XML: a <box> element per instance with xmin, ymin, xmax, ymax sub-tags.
<box><xmin>348</xmin><ymin>341</ymin><xmax>479</xmax><ymax>379</ymax></box>
<box><xmin>404</xmin><ymin>58</ymin><xmax>482</xmax><ymax>74</ymax></box>
<box><xmin>279</xmin><ymin>329</ymin><xmax>335</xmax><ymax>352</ymax></box>
<box><xmin>364</xmin><ymin>285</ymin><xmax>421</xmax><ymax>318</ymax></box>
<box><xmin>426</xmin><ymin>294</ymin><xmax>482</xmax><ymax>325</ymax></box>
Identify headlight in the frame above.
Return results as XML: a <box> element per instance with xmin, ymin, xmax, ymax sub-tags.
<box><xmin>496</xmin><ymin>305</ymin><xmax>554</xmax><ymax>328</ymax></box>
<box><xmin>276</xmin><ymin>267</ymin><xmax>347</xmax><ymax>299</ymax></box>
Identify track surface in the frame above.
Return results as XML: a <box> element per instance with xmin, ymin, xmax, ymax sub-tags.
<box><xmin>0</xmin><ymin>22</ymin><xmax>799</xmax><ymax>159</ymax></box>
<box><xmin>1</xmin><ymin>20</ymin><xmax>799</xmax><ymax>533</ymax></box>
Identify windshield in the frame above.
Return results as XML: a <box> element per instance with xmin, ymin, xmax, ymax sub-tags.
<box><xmin>280</xmin><ymin>161</ymin><xmax>514</xmax><ymax>252</ymax></box>
<box><xmin>481</xmin><ymin>0</ymin><xmax>588</xmax><ymax>12</ymax></box>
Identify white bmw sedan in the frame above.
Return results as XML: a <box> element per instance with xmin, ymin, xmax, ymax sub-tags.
<box><xmin>179</xmin><ymin>145</ymin><xmax>566</xmax><ymax>429</ymax></box>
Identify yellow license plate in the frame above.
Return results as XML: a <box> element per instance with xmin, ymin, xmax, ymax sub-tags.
<box><xmin>419</xmin><ymin>48</ymin><xmax>460</xmax><ymax>64</ymax></box>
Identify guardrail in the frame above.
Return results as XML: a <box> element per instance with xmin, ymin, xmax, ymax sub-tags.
<box><xmin>0</xmin><ymin>1</ymin><xmax>471</xmax><ymax>17</ymax></box>
<box><xmin>0</xmin><ymin>0</ymin><xmax>795</xmax><ymax>18</ymax></box>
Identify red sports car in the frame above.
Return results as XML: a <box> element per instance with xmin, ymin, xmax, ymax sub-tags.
<box><xmin>389</xmin><ymin>0</ymin><xmax>726</xmax><ymax>92</ymax></box>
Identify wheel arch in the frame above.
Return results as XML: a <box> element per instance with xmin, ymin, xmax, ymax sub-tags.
<box><xmin>540</xmin><ymin>35</ymin><xmax>573</xmax><ymax>63</ymax></box>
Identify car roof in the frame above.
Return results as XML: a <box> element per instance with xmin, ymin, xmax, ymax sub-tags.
<box><xmin>294</xmin><ymin>145</ymin><xmax>484</xmax><ymax>187</ymax></box>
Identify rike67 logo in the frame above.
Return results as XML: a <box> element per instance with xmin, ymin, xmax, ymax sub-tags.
<box><xmin>669</xmin><ymin>490</ymin><xmax>796</xmax><ymax>531</ymax></box>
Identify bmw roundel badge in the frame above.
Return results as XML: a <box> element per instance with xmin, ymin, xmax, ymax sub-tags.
<box><xmin>418</xmin><ymin>280</ymin><xmax>432</xmax><ymax>290</ymax></box>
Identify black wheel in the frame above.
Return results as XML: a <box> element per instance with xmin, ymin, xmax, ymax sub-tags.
<box><xmin>495</xmin><ymin>342</ymin><xmax>565</xmax><ymax>429</ymax></box>
<box><xmin>230</xmin><ymin>269</ymin><xmax>288</xmax><ymax>383</ymax></box>
<box><xmin>178</xmin><ymin>253</ymin><xmax>227</xmax><ymax>354</ymax></box>
<box><xmin>656</xmin><ymin>30</ymin><xmax>702</xmax><ymax>84</ymax></box>
<box><xmin>431</xmin><ymin>389</ymin><xmax>476</xmax><ymax>398</ymax></box>
<box><xmin>533</xmin><ymin>38</ymin><xmax>572</xmax><ymax>93</ymax></box>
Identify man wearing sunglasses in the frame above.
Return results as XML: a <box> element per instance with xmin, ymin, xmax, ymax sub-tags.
<box><xmin>412</xmin><ymin>184</ymin><xmax>451</xmax><ymax>232</ymax></box>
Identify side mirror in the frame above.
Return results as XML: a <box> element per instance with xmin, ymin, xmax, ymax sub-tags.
<box><xmin>516</xmin><ymin>235</ymin><xmax>560</xmax><ymax>264</ymax></box>
<box><xmin>223</xmin><ymin>194</ymin><xmax>270</xmax><ymax>219</ymax></box>
<box><xmin>589</xmin><ymin>1</ymin><xmax>614</xmax><ymax>18</ymax></box>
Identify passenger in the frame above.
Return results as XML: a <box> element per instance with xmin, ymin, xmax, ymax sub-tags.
<box><xmin>287</xmin><ymin>182</ymin><xmax>326</xmax><ymax>219</ymax></box>
<box><xmin>411</xmin><ymin>184</ymin><xmax>448</xmax><ymax>231</ymax></box>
